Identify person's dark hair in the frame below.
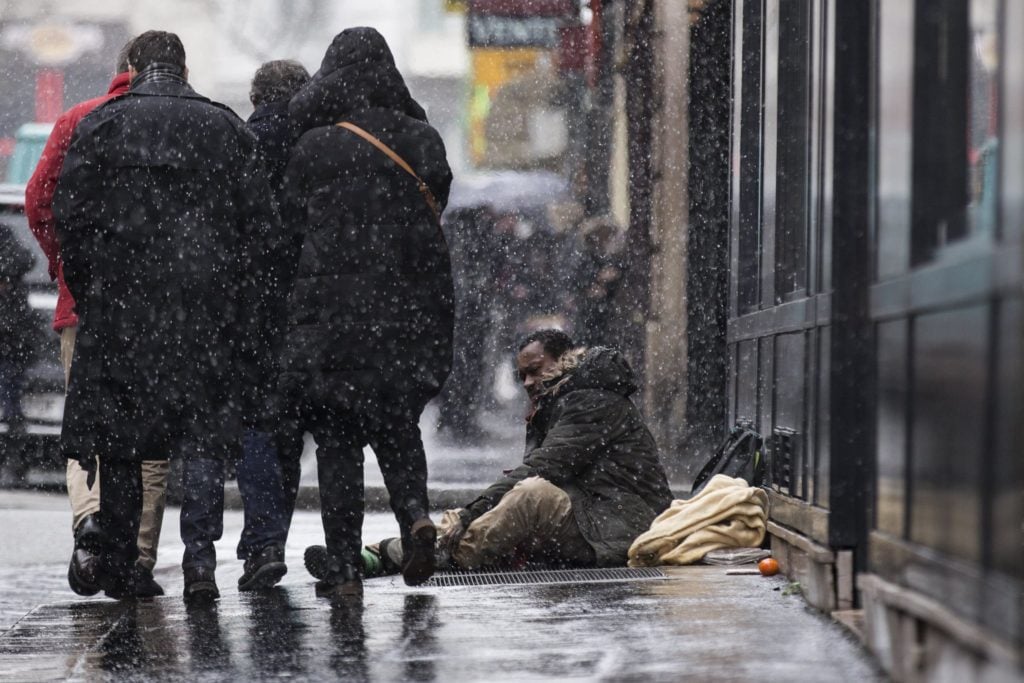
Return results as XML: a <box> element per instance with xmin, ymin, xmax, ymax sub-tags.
<box><xmin>249</xmin><ymin>60</ymin><xmax>310</xmax><ymax>107</ymax></box>
<box><xmin>115</xmin><ymin>36</ymin><xmax>135</xmax><ymax>74</ymax></box>
<box><xmin>128</xmin><ymin>30</ymin><xmax>186</xmax><ymax>75</ymax></box>
<box><xmin>517</xmin><ymin>329</ymin><xmax>575</xmax><ymax>360</ymax></box>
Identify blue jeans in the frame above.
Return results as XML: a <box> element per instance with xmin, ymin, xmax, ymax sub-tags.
<box><xmin>179</xmin><ymin>431</ymin><xmax>288</xmax><ymax>570</ymax></box>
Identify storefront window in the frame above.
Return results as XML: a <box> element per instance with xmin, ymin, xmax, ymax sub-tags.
<box><xmin>774</xmin><ymin>0</ymin><xmax>811</xmax><ymax>299</ymax></box>
<box><xmin>967</xmin><ymin>0</ymin><xmax>999</xmax><ymax>237</ymax></box>
<box><xmin>737</xmin><ymin>0</ymin><xmax>764</xmax><ymax>313</ymax></box>
<box><xmin>910</xmin><ymin>0</ymin><xmax>999</xmax><ymax>264</ymax></box>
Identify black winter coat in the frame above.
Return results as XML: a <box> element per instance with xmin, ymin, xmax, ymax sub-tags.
<box><xmin>245</xmin><ymin>99</ymin><xmax>305</xmax><ymax>420</ymax></box>
<box><xmin>463</xmin><ymin>347</ymin><xmax>674</xmax><ymax>567</ymax></box>
<box><xmin>52</xmin><ymin>68</ymin><xmax>285</xmax><ymax>461</ymax></box>
<box><xmin>0</xmin><ymin>225</ymin><xmax>38</xmax><ymax>369</ymax></box>
<box><xmin>246</xmin><ymin>100</ymin><xmax>294</xmax><ymax>206</ymax></box>
<box><xmin>279</xmin><ymin>28</ymin><xmax>454</xmax><ymax>411</ymax></box>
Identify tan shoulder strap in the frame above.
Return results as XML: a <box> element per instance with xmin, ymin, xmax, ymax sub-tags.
<box><xmin>335</xmin><ymin>121</ymin><xmax>441</xmax><ymax>225</ymax></box>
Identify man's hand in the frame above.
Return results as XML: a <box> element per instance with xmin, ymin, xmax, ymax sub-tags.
<box><xmin>438</xmin><ymin>513</ymin><xmax>470</xmax><ymax>557</ymax></box>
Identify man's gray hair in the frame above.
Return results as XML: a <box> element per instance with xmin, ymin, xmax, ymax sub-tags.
<box><xmin>250</xmin><ymin>60</ymin><xmax>311</xmax><ymax>107</ymax></box>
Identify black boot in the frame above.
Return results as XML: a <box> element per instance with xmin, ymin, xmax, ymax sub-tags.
<box><xmin>304</xmin><ymin>544</ymin><xmax>331</xmax><ymax>581</ymax></box>
<box><xmin>134</xmin><ymin>565</ymin><xmax>165</xmax><ymax>598</ymax></box>
<box><xmin>305</xmin><ymin>546</ymin><xmax>363</xmax><ymax>599</ymax></box>
<box><xmin>183</xmin><ymin>566</ymin><xmax>219</xmax><ymax>605</ymax></box>
<box><xmin>314</xmin><ymin>564</ymin><xmax>363</xmax><ymax>600</ymax></box>
<box><xmin>401</xmin><ymin>517</ymin><xmax>437</xmax><ymax>587</ymax></box>
<box><xmin>67</xmin><ymin>514</ymin><xmax>103</xmax><ymax>596</ymax></box>
<box><xmin>238</xmin><ymin>544</ymin><xmax>288</xmax><ymax>591</ymax></box>
<box><xmin>97</xmin><ymin>554</ymin><xmax>137</xmax><ymax>601</ymax></box>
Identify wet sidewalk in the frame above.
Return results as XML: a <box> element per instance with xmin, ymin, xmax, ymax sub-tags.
<box><xmin>0</xmin><ymin>494</ymin><xmax>883</xmax><ymax>682</ymax></box>
<box><xmin>1</xmin><ymin>568</ymin><xmax>886</xmax><ymax>682</ymax></box>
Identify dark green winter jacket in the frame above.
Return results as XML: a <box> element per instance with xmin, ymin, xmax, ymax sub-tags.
<box><xmin>463</xmin><ymin>346</ymin><xmax>674</xmax><ymax>566</ymax></box>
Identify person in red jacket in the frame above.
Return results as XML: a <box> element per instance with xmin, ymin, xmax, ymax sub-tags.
<box><xmin>25</xmin><ymin>37</ymin><xmax>169</xmax><ymax>599</ymax></box>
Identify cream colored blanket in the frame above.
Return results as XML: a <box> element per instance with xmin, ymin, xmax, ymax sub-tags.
<box><xmin>628</xmin><ymin>474</ymin><xmax>769</xmax><ymax>566</ymax></box>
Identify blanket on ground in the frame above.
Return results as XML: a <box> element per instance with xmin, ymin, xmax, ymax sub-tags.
<box><xmin>627</xmin><ymin>474</ymin><xmax>768</xmax><ymax>566</ymax></box>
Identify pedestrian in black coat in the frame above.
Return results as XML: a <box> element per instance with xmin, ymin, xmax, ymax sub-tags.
<box><xmin>436</xmin><ymin>206</ymin><xmax>498</xmax><ymax>444</ymax></box>
<box><xmin>235</xmin><ymin>59</ymin><xmax>311</xmax><ymax>585</ymax></box>
<box><xmin>53</xmin><ymin>31</ymin><xmax>290</xmax><ymax>601</ymax></box>
<box><xmin>0</xmin><ymin>225</ymin><xmax>37</xmax><ymax>429</ymax></box>
<box><xmin>278</xmin><ymin>27</ymin><xmax>454</xmax><ymax>597</ymax></box>
<box><xmin>246</xmin><ymin>60</ymin><xmax>310</xmax><ymax>202</ymax></box>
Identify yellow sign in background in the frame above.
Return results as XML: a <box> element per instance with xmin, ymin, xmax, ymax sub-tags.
<box><xmin>469</xmin><ymin>48</ymin><xmax>545</xmax><ymax>163</ymax></box>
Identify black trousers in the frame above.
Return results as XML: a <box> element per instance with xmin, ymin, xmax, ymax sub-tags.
<box><xmin>281</xmin><ymin>397</ymin><xmax>430</xmax><ymax>568</ymax></box>
<box><xmin>276</xmin><ymin>426</ymin><xmax>306</xmax><ymax>543</ymax></box>
<box><xmin>97</xmin><ymin>458</ymin><xmax>142</xmax><ymax>582</ymax></box>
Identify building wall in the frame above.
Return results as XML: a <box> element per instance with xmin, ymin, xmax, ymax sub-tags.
<box><xmin>614</xmin><ymin>0</ymin><xmax>702</xmax><ymax>485</ymax></box>
<box><xmin>708</xmin><ymin>0</ymin><xmax>1023</xmax><ymax>678</ymax></box>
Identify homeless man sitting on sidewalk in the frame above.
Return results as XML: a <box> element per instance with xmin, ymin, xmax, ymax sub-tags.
<box><xmin>308</xmin><ymin>328</ymin><xmax>674</xmax><ymax>576</ymax></box>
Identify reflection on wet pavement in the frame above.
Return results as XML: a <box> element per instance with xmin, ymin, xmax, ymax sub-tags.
<box><xmin>0</xmin><ymin>499</ymin><xmax>883</xmax><ymax>682</ymax></box>
<box><xmin>0</xmin><ymin>568</ymin><xmax>884</xmax><ymax>682</ymax></box>
<box><xmin>399</xmin><ymin>594</ymin><xmax>439</xmax><ymax>682</ymax></box>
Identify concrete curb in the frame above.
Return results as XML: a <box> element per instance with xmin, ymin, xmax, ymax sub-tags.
<box><xmin>223</xmin><ymin>483</ymin><xmax>480</xmax><ymax>513</ymax></box>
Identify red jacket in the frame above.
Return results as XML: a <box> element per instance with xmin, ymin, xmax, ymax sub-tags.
<box><xmin>25</xmin><ymin>72</ymin><xmax>131</xmax><ymax>332</ymax></box>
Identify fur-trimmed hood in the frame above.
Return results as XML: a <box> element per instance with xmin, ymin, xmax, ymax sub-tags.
<box><xmin>540</xmin><ymin>346</ymin><xmax>638</xmax><ymax>399</ymax></box>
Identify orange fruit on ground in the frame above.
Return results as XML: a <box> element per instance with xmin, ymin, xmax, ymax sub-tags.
<box><xmin>758</xmin><ymin>557</ymin><xmax>780</xmax><ymax>576</ymax></box>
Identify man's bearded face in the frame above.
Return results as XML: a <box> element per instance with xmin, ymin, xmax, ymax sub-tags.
<box><xmin>516</xmin><ymin>341</ymin><xmax>559</xmax><ymax>404</ymax></box>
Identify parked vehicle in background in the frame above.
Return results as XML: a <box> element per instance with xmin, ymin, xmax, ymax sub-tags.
<box><xmin>5</xmin><ymin>124</ymin><xmax>53</xmax><ymax>184</ymax></box>
<box><xmin>0</xmin><ymin>183</ymin><xmax>63</xmax><ymax>485</ymax></box>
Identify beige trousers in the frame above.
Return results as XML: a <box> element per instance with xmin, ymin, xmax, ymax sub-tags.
<box><xmin>440</xmin><ymin>477</ymin><xmax>594</xmax><ymax>570</ymax></box>
<box><xmin>61</xmin><ymin>326</ymin><xmax>168</xmax><ymax>571</ymax></box>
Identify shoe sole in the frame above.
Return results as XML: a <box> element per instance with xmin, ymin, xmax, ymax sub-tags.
<box><xmin>184</xmin><ymin>582</ymin><xmax>220</xmax><ymax>605</ymax></box>
<box><xmin>304</xmin><ymin>546</ymin><xmax>330</xmax><ymax>581</ymax></box>
<box><xmin>68</xmin><ymin>557</ymin><xmax>100</xmax><ymax>597</ymax></box>
<box><xmin>103</xmin><ymin>590</ymin><xmax>138</xmax><ymax>602</ymax></box>
<box><xmin>238</xmin><ymin>562</ymin><xmax>288</xmax><ymax>591</ymax></box>
<box><xmin>402</xmin><ymin>519</ymin><xmax>437</xmax><ymax>587</ymax></box>
<box><xmin>135</xmin><ymin>584</ymin><xmax>165</xmax><ymax>599</ymax></box>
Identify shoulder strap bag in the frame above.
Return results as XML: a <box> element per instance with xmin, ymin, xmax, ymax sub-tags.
<box><xmin>335</xmin><ymin>121</ymin><xmax>442</xmax><ymax>226</ymax></box>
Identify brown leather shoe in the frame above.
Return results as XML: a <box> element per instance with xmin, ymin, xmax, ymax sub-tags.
<box><xmin>402</xmin><ymin>517</ymin><xmax>437</xmax><ymax>586</ymax></box>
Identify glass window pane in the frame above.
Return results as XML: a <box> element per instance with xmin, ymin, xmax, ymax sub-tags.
<box><xmin>737</xmin><ymin>0</ymin><xmax>764</xmax><ymax>313</ymax></box>
<box><xmin>774</xmin><ymin>0</ymin><xmax>811</xmax><ymax>299</ymax></box>
<box><xmin>967</xmin><ymin>0</ymin><xmax>999</xmax><ymax>236</ymax></box>
<box><xmin>910</xmin><ymin>0</ymin><xmax>999</xmax><ymax>264</ymax></box>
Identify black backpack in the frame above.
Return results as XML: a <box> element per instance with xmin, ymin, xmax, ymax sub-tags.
<box><xmin>690</xmin><ymin>424</ymin><xmax>764</xmax><ymax>495</ymax></box>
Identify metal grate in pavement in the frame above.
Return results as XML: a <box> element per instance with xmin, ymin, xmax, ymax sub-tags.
<box><xmin>423</xmin><ymin>566</ymin><xmax>668</xmax><ymax>587</ymax></box>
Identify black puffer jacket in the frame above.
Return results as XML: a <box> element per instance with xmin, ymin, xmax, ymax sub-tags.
<box><xmin>463</xmin><ymin>347</ymin><xmax>674</xmax><ymax>566</ymax></box>
<box><xmin>52</xmin><ymin>67</ymin><xmax>284</xmax><ymax>461</ymax></box>
<box><xmin>279</xmin><ymin>28</ymin><xmax>454</xmax><ymax>410</ymax></box>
